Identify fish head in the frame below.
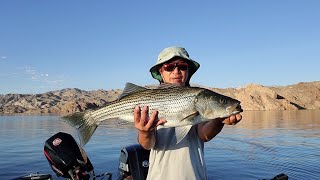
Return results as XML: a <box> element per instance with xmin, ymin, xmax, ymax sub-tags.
<box><xmin>195</xmin><ymin>89</ymin><xmax>243</xmax><ymax>119</ymax></box>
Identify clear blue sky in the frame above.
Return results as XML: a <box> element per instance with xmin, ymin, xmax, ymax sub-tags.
<box><xmin>1</xmin><ymin>1</ymin><xmax>319</xmax><ymax>94</ymax></box>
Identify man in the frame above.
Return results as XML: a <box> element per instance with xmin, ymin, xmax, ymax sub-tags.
<box><xmin>134</xmin><ymin>47</ymin><xmax>242</xmax><ymax>179</ymax></box>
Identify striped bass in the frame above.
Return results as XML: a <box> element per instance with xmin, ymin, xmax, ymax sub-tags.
<box><xmin>62</xmin><ymin>83</ymin><xmax>242</xmax><ymax>146</ymax></box>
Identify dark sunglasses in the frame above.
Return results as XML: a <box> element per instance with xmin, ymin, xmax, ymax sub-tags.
<box><xmin>163</xmin><ymin>62</ymin><xmax>189</xmax><ymax>72</ymax></box>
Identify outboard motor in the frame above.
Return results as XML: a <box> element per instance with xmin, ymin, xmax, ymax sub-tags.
<box><xmin>118</xmin><ymin>144</ymin><xmax>150</xmax><ymax>180</ymax></box>
<box><xmin>43</xmin><ymin>132</ymin><xmax>94</xmax><ymax>180</ymax></box>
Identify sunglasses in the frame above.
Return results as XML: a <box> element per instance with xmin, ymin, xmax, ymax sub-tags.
<box><xmin>163</xmin><ymin>62</ymin><xmax>189</xmax><ymax>72</ymax></box>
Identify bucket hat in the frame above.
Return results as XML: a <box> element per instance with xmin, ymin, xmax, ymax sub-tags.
<box><xmin>149</xmin><ymin>47</ymin><xmax>200</xmax><ymax>86</ymax></box>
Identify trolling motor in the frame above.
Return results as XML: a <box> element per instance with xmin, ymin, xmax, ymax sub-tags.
<box><xmin>43</xmin><ymin>132</ymin><xmax>97</xmax><ymax>180</ymax></box>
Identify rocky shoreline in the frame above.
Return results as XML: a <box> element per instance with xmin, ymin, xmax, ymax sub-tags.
<box><xmin>1</xmin><ymin>81</ymin><xmax>319</xmax><ymax>114</ymax></box>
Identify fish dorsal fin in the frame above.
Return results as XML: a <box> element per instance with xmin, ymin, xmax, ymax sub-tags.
<box><xmin>175</xmin><ymin>125</ymin><xmax>193</xmax><ymax>144</ymax></box>
<box><xmin>118</xmin><ymin>82</ymin><xmax>148</xmax><ymax>99</ymax></box>
<box><xmin>156</xmin><ymin>83</ymin><xmax>184</xmax><ymax>89</ymax></box>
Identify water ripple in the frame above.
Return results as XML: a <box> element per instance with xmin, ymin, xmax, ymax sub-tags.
<box><xmin>1</xmin><ymin>111</ymin><xmax>320</xmax><ymax>180</ymax></box>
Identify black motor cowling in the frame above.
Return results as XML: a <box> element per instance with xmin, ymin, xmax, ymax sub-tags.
<box><xmin>43</xmin><ymin>132</ymin><xmax>94</xmax><ymax>180</ymax></box>
<box><xmin>118</xmin><ymin>144</ymin><xmax>150</xmax><ymax>180</ymax></box>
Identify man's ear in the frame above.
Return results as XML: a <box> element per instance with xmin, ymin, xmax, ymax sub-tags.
<box><xmin>158</xmin><ymin>68</ymin><xmax>164</xmax><ymax>80</ymax></box>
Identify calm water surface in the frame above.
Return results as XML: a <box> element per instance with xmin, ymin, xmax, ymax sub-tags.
<box><xmin>0</xmin><ymin>110</ymin><xmax>319</xmax><ymax>180</ymax></box>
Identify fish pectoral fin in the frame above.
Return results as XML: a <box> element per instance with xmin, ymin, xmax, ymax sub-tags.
<box><xmin>180</xmin><ymin>111</ymin><xmax>199</xmax><ymax>122</ymax></box>
<box><xmin>174</xmin><ymin>112</ymin><xmax>200</xmax><ymax>144</ymax></box>
<box><xmin>175</xmin><ymin>125</ymin><xmax>193</xmax><ymax>144</ymax></box>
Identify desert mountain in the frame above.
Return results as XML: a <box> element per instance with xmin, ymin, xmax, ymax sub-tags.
<box><xmin>1</xmin><ymin>81</ymin><xmax>319</xmax><ymax>114</ymax></box>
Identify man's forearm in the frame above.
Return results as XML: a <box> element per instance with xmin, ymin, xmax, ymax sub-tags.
<box><xmin>197</xmin><ymin>120</ymin><xmax>224</xmax><ymax>142</ymax></box>
<box><xmin>138</xmin><ymin>130</ymin><xmax>156</xmax><ymax>150</ymax></box>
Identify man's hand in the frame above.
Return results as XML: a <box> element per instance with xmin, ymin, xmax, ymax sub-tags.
<box><xmin>134</xmin><ymin>106</ymin><xmax>166</xmax><ymax>150</ymax></box>
<box><xmin>134</xmin><ymin>106</ymin><xmax>166</xmax><ymax>132</ymax></box>
<box><xmin>222</xmin><ymin>114</ymin><xmax>242</xmax><ymax>125</ymax></box>
<box><xmin>197</xmin><ymin>113</ymin><xmax>242</xmax><ymax>142</ymax></box>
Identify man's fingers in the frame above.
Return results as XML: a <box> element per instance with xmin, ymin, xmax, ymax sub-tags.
<box><xmin>235</xmin><ymin>114</ymin><xmax>242</xmax><ymax>121</ymax></box>
<box><xmin>229</xmin><ymin>115</ymin><xmax>236</xmax><ymax>123</ymax></box>
<box><xmin>146</xmin><ymin>109</ymin><xmax>158</xmax><ymax>128</ymax></box>
<box><xmin>134</xmin><ymin>106</ymin><xmax>141</xmax><ymax>124</ymax></box>
<box><xmin>140</xmin><ymin>106</ymin><xmax>149</xmax><ymax>125</ymax></box>
<box><xmin>156</xmin><ymin>118</ymin><xmax>167</xmax><ymax>126</ymax></box>
<box><xmin>221</xmin><ymin>114</ymin><xmax>242</xmax><ymax>125</ymax></box>
<box><xmin>227</xmin><ymin>114</ymin><xmax>242</xmax><ymax>125</ymax></box>
<box><xmin>147</xmin><ymin>109</ymin><xmax>167</xmax><ymax>128</ymax></box>
<box><xmin>134</xmin><ymin>106</ymin><xmax>166</xmax><ymax>130</ymax></box>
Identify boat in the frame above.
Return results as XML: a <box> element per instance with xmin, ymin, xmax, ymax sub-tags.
<box><xmin>43</xmin><ymin>132</ymin><xmax>148</xmax><ymax>180</ymax></box>
<box><xmin>14</xmin><ymin>132</ymin><xmax>288</xmax><ymax>180</ymax></box>
<box><xmin>13</xmin><ymin>173</ymin><xmax>53</xmax><ymax>180</ymax></box>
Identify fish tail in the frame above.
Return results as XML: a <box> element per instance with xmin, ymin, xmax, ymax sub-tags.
<box><xmin>61</xmin><ymin>110</ymin><xmax>98</xmax><ymax>146</ymax></box>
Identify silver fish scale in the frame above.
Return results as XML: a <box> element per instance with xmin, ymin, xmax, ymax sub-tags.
<box><xmin>90</xmin><ymin>87</ymin><xmax>204</xmax><ymax>125</ymax></box>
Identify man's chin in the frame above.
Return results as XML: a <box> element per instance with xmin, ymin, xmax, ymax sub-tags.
<box><xmin>171</xmin><ymin>80</ymin><xmax>184</xmax><ymax>85</ymax></box>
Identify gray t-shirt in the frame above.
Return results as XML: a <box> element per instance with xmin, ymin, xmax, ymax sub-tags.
<box><xmin>147</xmin><ymin>125</ymin><xmax>207</xmax><ymax>180</ymax></box>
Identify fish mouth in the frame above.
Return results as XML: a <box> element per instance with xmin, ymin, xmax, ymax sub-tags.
<box><xmin>227</xmin><ymin>103</ymin><xmax>243</xmax><ymax>115</ymax></box>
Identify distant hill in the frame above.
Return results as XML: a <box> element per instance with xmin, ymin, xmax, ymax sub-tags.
<box><xmin>0</xmin><ymin>81</ymin><xmax>319</xmax><ymax>114</ymax></box>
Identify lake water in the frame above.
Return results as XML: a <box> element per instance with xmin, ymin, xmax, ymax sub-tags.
<box><xmin>0</xmin><ymin>110</ymin><xmax>319</xmax><ymax>180</ymax></box>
